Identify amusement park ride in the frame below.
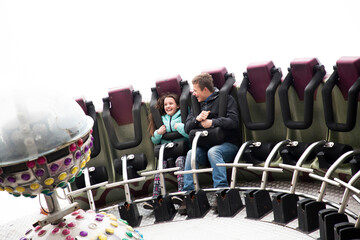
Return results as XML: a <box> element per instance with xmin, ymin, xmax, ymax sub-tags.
<box><xmin>0</xmin><ymin>92</ymin><xmax>144</xmax><ymax>239</ymax></box>
<box><xmin>1</xmin><ymin>56</ymin><xmax>360</xmax><ymax>239</ymax></box>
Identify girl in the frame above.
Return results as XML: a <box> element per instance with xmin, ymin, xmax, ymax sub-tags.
<box><xmin>145</xmin><ymin>93</ymin><xmax>188</xmax><ymax>212</ymax></box>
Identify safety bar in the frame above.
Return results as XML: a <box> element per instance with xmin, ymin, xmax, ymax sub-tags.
<box><xmin>309</xmin><ymin>149</ymin><xmax>360</xmax><ymax>202</ymax></box>
<box><xmin>174</xmin><ymin>130</ymin><xmax>212</xmax><ymax>192</ymax></box>
<box><xmin>247</xmin><ymin>139</ymin><xmax>290</xmax><ymax>189</ymax></box>
<box><xmin>279</xmin><ymin>140</ymin><xmax>326</xmax><ymax>194</ymax></box>
<box><xmin>141</xmin><ymin>143</ymin><xmax>180</xmax><ymax>196</ymax></box>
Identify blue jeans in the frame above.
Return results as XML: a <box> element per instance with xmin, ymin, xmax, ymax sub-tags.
<box><xmin>183</xmin><ymin>142</ymin><xmax>238</xmax><ymax>190</ymax></box>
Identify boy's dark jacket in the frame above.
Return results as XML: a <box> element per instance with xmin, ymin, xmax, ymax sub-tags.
<box><xmin>185</xmin><ymin>88</ymin><xmax>241</xmax><ymax>146</ymax></box>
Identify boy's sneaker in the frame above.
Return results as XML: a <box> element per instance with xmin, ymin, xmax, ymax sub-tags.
<box><xmin>212</xmin><ymin>201</ymin><xmax>218</xmax><ymax>214</ymax></box>
<box><xmin>143</xmin><ymin>200</ymin><xmax>154</xmax><ymax>210</ymax></box>
<box><xmin>178</xmin><ymin>201</ymin><xmax>187</xmax><ymax>215</ymax></box>
<box><xmin>171</xmin><ymin>196</ymin><xmax>183</xmax><ymax>205</ymax></box>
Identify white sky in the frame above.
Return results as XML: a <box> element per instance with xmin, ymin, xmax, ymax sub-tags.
<box><xmin>1</xmin><ymin>0</ymin><xmax>360</xmax><ymax>109</ymax></box>
<box><xmin>0</xmin><ymin>0</ymin><xmax>360</xmax><ymax>226</ymax></box>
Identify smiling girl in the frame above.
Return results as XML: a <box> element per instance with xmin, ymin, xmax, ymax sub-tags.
<box><xmin>146</xmin><ymin>93</ymin><xmax>188</xmax><ymax>213</ymax></box>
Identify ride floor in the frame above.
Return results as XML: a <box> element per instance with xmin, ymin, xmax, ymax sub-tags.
<box><xmin>2</xmin><ymin>181</ymin><xmax>359</xmax><ymax>239</ymax></box>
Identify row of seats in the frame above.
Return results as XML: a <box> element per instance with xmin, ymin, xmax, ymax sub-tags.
<box><xmin>71</xmin><ymin>56</ymin><xmax>360</xmax><ymax>210</ymax></box>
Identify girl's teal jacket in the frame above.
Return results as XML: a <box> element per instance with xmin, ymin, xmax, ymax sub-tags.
<box><xmin>151</xmin><ymin>110</ymin><xmax>189</xmax><ymax>145</ymax></box>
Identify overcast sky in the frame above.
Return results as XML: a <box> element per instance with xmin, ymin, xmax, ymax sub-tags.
<box><xmin>0</xmin><ymin>0</ymin><xmax>359</xmax><ymax>224</ymax></box>
<box><xmin>1</xmin><ymin>0</ymin><xmax>360</xmax><ymax>110</ymax></box>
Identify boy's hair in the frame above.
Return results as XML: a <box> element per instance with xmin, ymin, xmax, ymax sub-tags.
<box><xmin>192</xmin><ymin>73</ymin><xmax>215</xmax><ymax>92</ymax></box>
<box><xmin>148</xmin><ymin>92</ymin><xmax>180</xmax><ymax>136</ymax></box>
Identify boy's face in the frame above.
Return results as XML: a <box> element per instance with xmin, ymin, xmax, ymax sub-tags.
<box><xmin>193</xmin><ymin>83</ymin><xmax>210</xmax><ymax>102</ymax></box>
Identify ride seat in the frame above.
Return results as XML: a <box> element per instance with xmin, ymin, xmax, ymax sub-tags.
<box><xmin>102</xmin><ymin>86</ymin><xmax>150</xmax><ymax>182</ymax></box>
<box><xmin>75</xmin><ymin>98</ymin><xmax>101</xmax><ymax>158</ymax></box>
<box><xmin>322</xmin><ymin>57</ymin><xmax>360</xmax><ymax>170</ymax></box>
<box><xmin>73</xmin><ymin>98</ymin><xmax>107</xmax><ymax>189</ymax></box>
<box><xmin>191</xmin><ymin>67</ymin><xmax>236</xmax><ymax>118</ymax></box>
<box><xmin>150</xmin><ymin>75</ymin><xmax>191</xmax><ymax>165</ymax></box>
<box><xmin>189</xmin><ymin>67</ymin><xmax>240</xmax><ymax>148</ymax></box>
<box><xmin>238</xmin><ymin>61</ymin><xmax>284</xmax><ymax>164</ymax></box>
<box><xmin>75</xmin><ymin>166</ymin><xmax>109</xmax><ymax>189</ymax></box>
<box><xmin>277</xmin><ymin>58</ymin><xmax>328</xmax><ymax>165</ymax></box>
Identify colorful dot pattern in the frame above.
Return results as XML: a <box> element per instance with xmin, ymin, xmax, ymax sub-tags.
<box><xmin>0</xmin><ymin>133</ymin><xmax>93</xmax><ymax>198</ymax></box>
<box><xmin>20</xmin><ymin>209</ymin><xmax>144</xmax><ymax>240</ymax></box>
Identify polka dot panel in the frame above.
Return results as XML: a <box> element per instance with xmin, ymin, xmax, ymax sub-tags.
<box><xmin>0</xmin><ymin>133</ymin><xmax>93</xmax><ymax>198</ymax></box>
<box><xmin>21</xmin><ymin>209</ymin><xmax>144</xmax><ymax>240</ymax></box>
<box><xmin>47</xmin><ymin>154</ymin><xmax>75</xmax><ymax>177</ymax></box>
<box><xmin>2</xmin><ymin>170</ymin><xmax>36</xmax><ymax>187</ymax></box>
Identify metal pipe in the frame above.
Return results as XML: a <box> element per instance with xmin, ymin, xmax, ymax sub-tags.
<box><xmin>315</xmin><ymin>149</ymin><xmax>360</xmax><ymax>202</ymax></box>
<box><xmin>67</xmin><ymin>181</ymin><xmax>108</xmax><ymax>195</ymax></box>
<box><xmin>121</xmin><ymin>155</ymin><xmax>131</xmax><ymax>202</ymax></box>
<box><xmin>106</xmin><ymin>177</ymin><xmax>145</xmax><ymax>188</ymax></box>
<box><xmin>83</xmin><ymin>167</ymin><xmax>96</xmax><ymax>210</ymax></box>
<box><xmin>336</xmin><ymin>170</ymin><xmax>360</xmax><ymax>213</ymax></box>
<box><xmin>229</xmin><ymin>140</ymin><xmax>254</xmax><ymax>188</ymax></box>
<box><xmin>158</xmin><ymin>144</ymin><xmax>167</xmax><ymax>196</ymax></box>
<box><xmin>44</xmin><ymin>194</ymin><xmax>61</xmax><ymax>215</ymax></box>
<box><xmin>287</xmin><ymin>140</ymin><xmax>326</xmax><ymax>194</ymax></box>
<box><xmin>259</xmin><ymin>139</ymin><xmax>290</xmax><ymax>189</ymax></box>
<box><xmin>192</xmin><ymin>131</ymin><xmax>209</xmax><ymax>192</ymax></box>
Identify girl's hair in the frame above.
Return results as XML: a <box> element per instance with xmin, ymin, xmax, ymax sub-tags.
<box><xmin>148</xmin><ymin>93</ymin><xmax>180</xmax><ymax>136</ymax></box>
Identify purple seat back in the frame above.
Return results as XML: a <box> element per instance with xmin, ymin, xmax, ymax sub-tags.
<box><xmin>336</xmin><ymin>56</ymin><xmax>360</xmax><ymax>100</ymax></box>
<box><xmin>202</xmin><ymin>67</ymin><xmax>228</xmax><ymax>89</ymax></box>
<box><xmin>108</xmin><ymin>85</ymin><xmax>134</xmax><ymax>126</ymax></box>
<box><xmin>247</xmin><ymin>61</ymin><xmax>275</xmax><ymax>103</ymax></box>
<box><xmin>75</xmin><ymin>97</ymin><xmax>88</xmax><ymax>115</ymax></box>
<box><xmin>155</xmin><ymin>75</ymin><xmax>182</xmax><ymax>97</ymax></box>
<box><xmin>290</xmin><ymin>58</ymin><xmax>320</xmax><ymax>101</ymax></box>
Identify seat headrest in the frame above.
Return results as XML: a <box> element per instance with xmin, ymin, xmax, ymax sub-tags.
<box><xmin>247</xmin><ymin>61</ymin><xmax>275</xmax><ymax>103</ymax></box>
<box><xmin>108</xmin><ymin>85</ymin><xmax>134</xmax><ymax>126</ymax></box>
<box><xmin>336</xmin><ymin>56</ymin><xmax>360</xmax><ymax>100</ymax></box>
<box><xmin>202</xmin><ymin>67</ymin><xmax>228</xmax><ymax>89</ymax></box>
<box><xmin>75</xmin><ymin>97</ymin><xmax>88</xmax><ymax>115</ymax></box>
<box><xmin>290</xmin><ymin>58</ymin><xmax>320</xmax><ymax>100</ymax></box>
<box><xmin>155</xmin><ymin>75</ymin><xmax>182</xmax><ymax>97</ymax></box>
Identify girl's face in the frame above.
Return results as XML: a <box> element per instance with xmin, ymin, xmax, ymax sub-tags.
<box><xmin>164</xmin><ymin>97</ymin><xmax>179</xmax><ymax>116</ymax></box>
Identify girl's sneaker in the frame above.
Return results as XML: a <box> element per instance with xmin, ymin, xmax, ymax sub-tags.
<box><xmin>143</xmin><ymin>200</ymin><xmax>154</xmax><ymax>210</ymax></box>
<box><xmin>171</xmin><ymin>196</ymin><xmax>183</xmax><ymax>205</ymax></box>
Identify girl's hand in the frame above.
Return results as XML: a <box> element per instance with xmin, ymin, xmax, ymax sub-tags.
<box><xmin>174</xmin><ymin>123</ymin><xmax>178</xmax><ymax>130</ymax></box>
<box><xmin>157</xmin><ymin>125</ymin><xmax>166</xmax><ymax>135</ymax></box>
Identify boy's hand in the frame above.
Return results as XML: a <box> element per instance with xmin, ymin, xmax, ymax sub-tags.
<box><xmin>196</xmin><ymin>110</ymin><xmax>210</xmax><ymax>122</ymax></box>
<box><xmin>200</xmin><ymin>119</ymin><xmax>213</xmax><ymax>129</ymax></box>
